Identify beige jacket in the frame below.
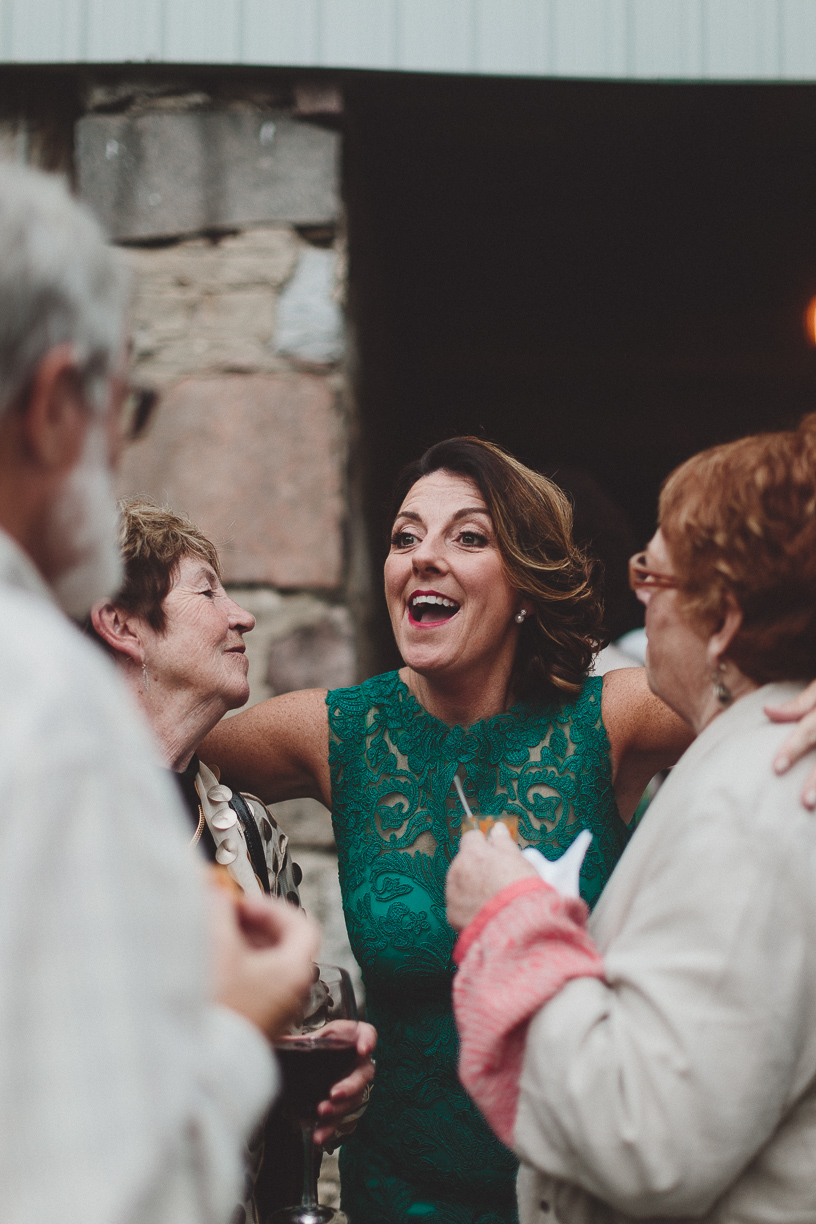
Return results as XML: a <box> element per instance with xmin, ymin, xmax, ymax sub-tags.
<box><xmin>515</xmin><ymin>682</ymin><xmax>816</xmax><ymax>1224</ymax></box>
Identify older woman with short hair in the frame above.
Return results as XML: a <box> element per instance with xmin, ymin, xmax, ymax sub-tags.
<box><xmin>91</xmin><ymin>499</ymin><xmax>301</xmax><ymax>899</ymax></box>
<box><xmin>447</xmin><ymin>417</ymin><xmax>816</xmax><ymax>1224</ymax></box>
<box><xmin>90</xmin><ymin>499</ymin><xmax>375</xmax><ymax>1220</ymax></box>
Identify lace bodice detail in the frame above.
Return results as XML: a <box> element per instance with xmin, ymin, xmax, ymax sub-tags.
<box><xmin>328</xmin><ymin>671</ymin><xmax>629</xmax><ymax>1224</ymax></box>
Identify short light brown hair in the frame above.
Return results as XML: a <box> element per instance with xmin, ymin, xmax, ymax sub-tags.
<box><xmin>114</xmin><ymin>498</ymin><xmax>221</xmax><ymax>632</ymax></box>
<box><xmin>659</xmin><ymin>415</ymin><xmax>816</xmax><ymax>684</ymax></box>
<box><xmin>391</xmin><ymin>437</ymin><xmax>605</xmax><ymax>703</ymax></box>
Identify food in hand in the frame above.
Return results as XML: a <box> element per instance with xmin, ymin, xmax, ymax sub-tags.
<box><xmin>476</xmin><ymin>814</ymin><xmax>520</xmax><ymax>842</ymax></box>
<box><xmin>209</xmin><ymin>863</ymin><xmax>243</xmax><ymax>897</ymax></box>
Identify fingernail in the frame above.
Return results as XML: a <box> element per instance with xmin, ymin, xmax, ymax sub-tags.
<box><xmin>775</xmin><ymin>757</ymin><xmax>790</xmax><ymax>774</ymax></box>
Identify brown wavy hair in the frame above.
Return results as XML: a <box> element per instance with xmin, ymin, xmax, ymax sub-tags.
<box><xmin>390</xmin><ymin>437</ymin><xmax>606</xmax><ymax>703</ymax></box>
<box><xmin>659</xmin><ymin>415</ymin><xmax>816</xmax><ymax>684</ymax></box>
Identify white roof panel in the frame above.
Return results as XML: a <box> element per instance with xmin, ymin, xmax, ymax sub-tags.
<box><xmin>3</xmin><ymin>0</ymin><xmax>816</xmax><ymax>81</ymax></box>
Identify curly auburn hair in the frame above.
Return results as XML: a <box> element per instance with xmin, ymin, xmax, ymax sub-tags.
<box><xmin>659</xmin><ymin>415</ymin><xmax>816</xmax><ymax>684</ymax></box>
<box><xmin>390</xmin><ymin>437</ymin><xmax>606</xmax><ymax>704</ymax></box>
<box><xmin>112</xmin><ymin>498</ymin><xmax>222</xmax><ymax>633</ymax></box>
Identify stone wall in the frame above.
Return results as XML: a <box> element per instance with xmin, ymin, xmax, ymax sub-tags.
<box><xmin>0</xmin><ymin>73</ymin><xmax>362</xmax><ymax>998</ymax></box>
<box><xmin>95</xmin><ymin>82</ymin><xmax>359</xmax><ymax>994</ymax></box>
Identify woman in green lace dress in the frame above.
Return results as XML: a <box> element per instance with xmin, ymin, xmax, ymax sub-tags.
<box><xmin>203</xmin><ymin>437</ymin><xmax>692</xmax><ymax>1224</ymax></box>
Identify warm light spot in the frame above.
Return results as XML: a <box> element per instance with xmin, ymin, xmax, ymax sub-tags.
<box><xmin>805</xmin><ymin>297</ymin><xmax>816</xmax><ymax>346</ymax></box>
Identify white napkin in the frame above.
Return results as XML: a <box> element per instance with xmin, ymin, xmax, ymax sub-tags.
<box><xmin>521</xmin><ymin>829</ymin><xmax>593</xmax><ymax>899</ymax></box>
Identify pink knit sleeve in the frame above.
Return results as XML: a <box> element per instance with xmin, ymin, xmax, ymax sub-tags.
<box><xmin>452</xmin><ymin>877</ymin><xmax>605</xmax><ymax>1147</ymax></box>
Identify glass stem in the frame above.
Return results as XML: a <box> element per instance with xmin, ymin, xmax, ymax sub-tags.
<box><xmin>301</xmin><ymin>1120</ymin><xmax>318</xmax><ymax>1209</ymax></box>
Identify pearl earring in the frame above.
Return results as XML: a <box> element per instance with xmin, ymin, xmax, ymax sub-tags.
<box><xmin>514</xmin><ymin>609</ymin><xmax>527</xmax><ymax>625</ymax></box>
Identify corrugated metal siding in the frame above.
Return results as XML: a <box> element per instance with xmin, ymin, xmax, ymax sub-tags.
<box><xmin>3</xmin><ymin>0</ymin><xmax>816</xmax><ymax>80</ymax></box>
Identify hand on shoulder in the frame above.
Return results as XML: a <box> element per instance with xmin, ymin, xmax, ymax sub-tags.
<box><xmin>766</xmin><ymin>678</ymin><xmax>816</xmax><ymax>808</ymax></box>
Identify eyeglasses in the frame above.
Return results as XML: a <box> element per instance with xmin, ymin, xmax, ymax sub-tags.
<box><xmin>628</xmin><ymin>551</ymin><xmax>680</xmax><ymax>592</ymax></box>
<box><xmin>121</xmin><ymin>385</ymin><xmax>160</xmax><ymax>444</ymax></box>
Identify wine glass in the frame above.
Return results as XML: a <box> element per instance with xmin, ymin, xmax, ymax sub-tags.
<box><xmin>270</xmin><ymin>964</ymin><xmax>359</xmax><ymax>1224</ymax></box>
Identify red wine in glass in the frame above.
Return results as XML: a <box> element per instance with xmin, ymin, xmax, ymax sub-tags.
<box><xmin>270</xmin><ymin>965</ymin><xmax>359</xmax><ymax>1224</ymax></box>
<box><xmin>275</xmin><ymin>1033</ymin><xmax>358</xmax><ymax>1122</ymax></box>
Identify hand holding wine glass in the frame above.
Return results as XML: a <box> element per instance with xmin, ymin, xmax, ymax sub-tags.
<box><xmin>272</xmin><ymin>964</ymin><xmax>376</xmax><ymax>1224</ymax></box>
<box><xmin>312</xmin><ymin>1017</ymin><xmax>376</xmax><ymax>1146</ymax></box>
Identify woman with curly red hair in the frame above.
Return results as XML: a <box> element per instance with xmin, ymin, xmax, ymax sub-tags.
<box><xmin>448</xmin><ymin>418</ymin><xmax>816</xmax><ymax>1224</ymax></box>
<box><xmin>203</xmin><ymin>436</ymin><xmax>691</xmax><ymax>1224</ymax></box>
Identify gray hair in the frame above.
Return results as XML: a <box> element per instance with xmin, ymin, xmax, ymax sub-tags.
<box><xmin>0</xmin><ymin>163</ymin><xmax>130</xmax><ymax>416</ymax></box>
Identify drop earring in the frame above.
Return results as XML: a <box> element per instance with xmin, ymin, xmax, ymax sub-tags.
<box><xmin>142</xmin><ymin>661</ymin><xmax>150</xmax><ymax>692</ymax></box>
<box><xmin>514</xmin><ymin>609</ymin><xmax>528</xmax><ymax>625</ymax></box>
<box><xmin>712</xmin><ymin>661</ymin><xmax>731</xmax><ymax>707</ymax></box>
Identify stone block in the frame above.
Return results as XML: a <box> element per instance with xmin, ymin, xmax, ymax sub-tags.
<box><xmin>275</xmin><ymin>246</ymin><xmax>345</xmax><ymax>366</ymax></box>
<box><xmin>125</xmin><ymin>226</ymin><xmax>299</xmax><ymax>291</ymax></box>
<box><xmin>267</xmin><ymin>605</ymin><xmax>354</xmax><ymax>694</ymax></box>
<box><xmin>223</xmin><ymin>588</ymin><xmax>353</xmax><ymax>707</ymax></box>
<box><xmin>124</xmin><ymin>227</ymin><xmax>301</xmax><ymax>384</ymax></box>
<box><xmin>294</xmin><ymin>82</ymin><xmax>343</xmax><ymax>116</ymax></box>
<box><xmin>271</xmin><ymin>798</ymin><xmax>335</xmax><ymax>850</ymax></box>
<box><xmin>118</xmin><ymin>374</ymin><xmax>345</xmax><ymax>587</ymax></box>
<box><xmin>294</xmin><ymin>848</ymin><xmax>362</xmax><ymax>1007</ymax></box>
<box><xmin>77</xmin><ymin>110</ymin><xmax>339</xmax><ymax>241</ymax></box>
<box><xmin>317</xmin><ymin>1151</ymin><xmax>341</xmax><ymax>1212</ymax></box>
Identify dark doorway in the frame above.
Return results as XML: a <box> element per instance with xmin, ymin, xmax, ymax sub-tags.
<box><xmin>344</xmin><ymin>73</ymin><xmax>816</xmax><ymax>675</ymax></box>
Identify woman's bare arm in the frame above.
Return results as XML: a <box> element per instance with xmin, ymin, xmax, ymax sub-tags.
<box><xmin>199</xmin><ymin>688</ymin><xmax>331</xmax><ymax>808</ymax></box>
<box><xmin>601</xmin><ymin>667</ymin><xmax>694</xmax><ymax>824</ymax></box>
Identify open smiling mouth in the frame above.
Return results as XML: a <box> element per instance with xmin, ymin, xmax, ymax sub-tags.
<box><xmin>408</xmin><ymin>593</ymin><xmax>461</xmax><ymax>625</ymax></box>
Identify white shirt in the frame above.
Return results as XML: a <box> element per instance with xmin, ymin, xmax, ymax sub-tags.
<box><xmin>0</xmin><ymin>528</ymin><xmax>276</xmax><ymax>1224</ymax></box>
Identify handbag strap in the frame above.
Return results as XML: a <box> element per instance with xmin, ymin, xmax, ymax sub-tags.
<box><xmin>229</xmin><ymin>792</ymin><xmax>271</xmax><ymax>894</ymax></box>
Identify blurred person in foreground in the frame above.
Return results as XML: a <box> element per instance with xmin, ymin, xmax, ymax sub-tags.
<box><xmin>90</xmin><ymin>499</ymin><xmax>376</xmax><ymax>1219</ymax></box>
<box><xmin>0</xmin><ymin>161</ymin><xmax>318</xmax><ymax>1224</ymax></box>
<box><xmin>447</xmin><ymin>417</ymin><xmax>816</xmax><ymax>1224</ymax></box>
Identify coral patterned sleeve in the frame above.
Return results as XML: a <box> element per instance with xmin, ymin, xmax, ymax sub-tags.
<box><xmin>452</xmin><ymin>878</ymin><xmax>606</xmax><ymax>1148</ymax></box>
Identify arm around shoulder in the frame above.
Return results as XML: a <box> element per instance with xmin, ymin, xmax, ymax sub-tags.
<box><xmin>200</xmin><ymin>687</ymin><xmax>331</xmax><ymax>808</ymax></box>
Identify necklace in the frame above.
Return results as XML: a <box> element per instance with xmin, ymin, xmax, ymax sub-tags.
<box><xmin>190</xmin><ymin>804</ymin><xmax>205</xmax><ymax>847</ymax></box>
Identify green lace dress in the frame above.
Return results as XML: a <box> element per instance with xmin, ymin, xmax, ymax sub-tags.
<box><xmin>327</xmin><ymin>671</ymin><xmax>629</xmax><ymax>1224</ymax></box>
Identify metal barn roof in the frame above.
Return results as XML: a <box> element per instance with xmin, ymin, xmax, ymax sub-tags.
<box><xmin>4</xmin><ymin>0</ymin><xmax>816</xmax><ymax>81</ymax></box>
